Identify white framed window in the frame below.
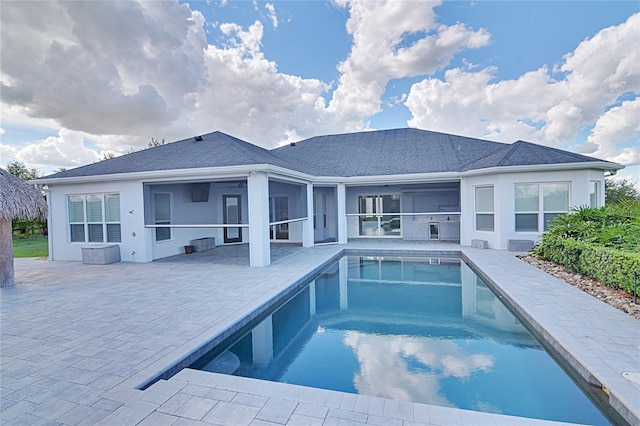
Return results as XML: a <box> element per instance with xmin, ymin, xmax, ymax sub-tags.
<box><xmin>543</xmin><ymin>183</ymin><xmax>570</xmax><ymax>230</ymax></box>
<box><xmin>154</xmin><ymin>193</ymin><xmax>172</xmax><ymax>241</ymax></box>
<box><xmin>589</xmin><ymin>181</ymin><xmax>600</xmax><ymax>208</ymax></box>
<box><xmin>475</xmin><ymin>186</ymin><xmax>494</xmax><ymax>232</ymax></box>
<box><xmin>515</xmin><ymin>182</ymin><xmax>569</xmax><ymax>232</ymax></box>
<box><xmin>67</xmin><ymin>193</ymin><xmax>121</xmax><ymax>243</ymax></box>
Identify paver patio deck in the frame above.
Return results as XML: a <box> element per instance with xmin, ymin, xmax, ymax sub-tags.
<box><xmin>1</xmin><ymin>241</ymin><xmax>638</xmax><ymax>425</ymax></box>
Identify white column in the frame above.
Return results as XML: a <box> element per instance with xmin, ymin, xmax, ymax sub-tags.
<box><xmin>252</xmin><ymin>315</ymin><xmax>273</xmax><ymax>366</ymax></box>
<box><xmin>337</xmin><ymin>183</ymin><xmax>348</xmax><ymax>244</ymax></box>
<box><xmin>460</xmin><ymin>262</ymin><xmax>476</xmax><ymax>318</ymax></box>
<box><xmin>339</xmin><ymin>256</ymin><xmax>348</xmax><ymax>310</ymax></box>
<box><xmin>303</xmin><ymin>183</ymin><xmax>314</xmax><ymax>247</ymax></box>
<box><xmin>309</xmin><ymin>280</ymin><xmax>317</xmax><ymax>316</ymax></box>
<box><xmin>248</xmin><ymin>172</ymin><xmax>270</xmax><ymax>267</ymax></box>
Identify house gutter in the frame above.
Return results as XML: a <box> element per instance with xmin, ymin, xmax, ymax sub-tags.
<box><xmin>460</xmin><ymin>161</ymin><xmax>624</xmax><ymax>177</ymax></box>
<box><xmin>34</xmin><ymin>160</ymin><xmax>623</xmax><ymax>187</ymax></box>
<box><xmin>34</xmin><ymin>164</ymin><xmax>316</xmax><ymax>186</ymax></box>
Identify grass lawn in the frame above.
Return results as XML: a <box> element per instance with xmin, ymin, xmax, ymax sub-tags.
<box><xmin>13</xmin><ymin>237</ymin><xmax>48</xmax><ymax>258</ymax></box>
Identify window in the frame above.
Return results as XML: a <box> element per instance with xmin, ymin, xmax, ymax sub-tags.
<box><xmin>358</xmin><ymin>194</ymin><xmax>401</xmax><ymax>236</ymax></box>
<box><xmin>515</xmin><ymin>183</ymin><xmax>569</xmax><ymax>232</ymax></box>
<box><xmin>475</xmin><ymin>186</ymin><xmax>494</xmax><ymax>232</ymax></box>
<box><xmin>543</xmin><ymin>183</ymin><xmax>569</xmax><ymax>230</ymax></box>
<box><xmin>589</xmin><ymin>181</ymin><xmax>600</xmax><ymax>208</ymax></box>
<box><xmin>67</xmin><ymin>193</ymin><xmax>121</xmax><ymax>243</ymax></box>
<box><xmin>154</xmin><ymin>193</ymin><xmax>171</xmax><ymax>241</ymax></box>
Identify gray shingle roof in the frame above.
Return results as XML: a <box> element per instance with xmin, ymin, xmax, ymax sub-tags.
<box><xmin>42</xmin><ymin>128</ymin><xmax>619</xmax><ymax>180</ymax></box>
<box><xmin>460</xmin><ymin>140</ymin><xmax>612</xmax><ymax>171</ymax></box>
<box><xmin>272</xmin><ymin>128</ymin><xmax>507</xmax><ymax>176</ymax></box>
<box><xmin>46</xmin><ymin>131</ymin><xmax>294</xmax><ymax>179</ymax></box>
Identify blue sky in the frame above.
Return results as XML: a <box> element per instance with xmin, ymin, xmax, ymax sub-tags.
<box><xmin>1</xmin><ymin>1</ymin><xmax>638</xmax><ymax>183</ymax></box>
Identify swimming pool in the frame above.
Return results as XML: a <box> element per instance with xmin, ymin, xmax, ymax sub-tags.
<box><xmin>191</xmin><ymin>255</ymin><xmax>611</xmax><ymax>425</ymax></box>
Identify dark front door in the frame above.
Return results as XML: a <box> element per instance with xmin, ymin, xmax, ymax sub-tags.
<box><xmin>223</xmin><ymin>195</ymin><xmax>242</xmax><ymax>243</ymax></box>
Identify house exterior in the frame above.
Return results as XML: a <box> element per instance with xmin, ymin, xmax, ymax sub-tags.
<box><xmin>35</xmin><ymin>128</ymin><xmax>622</xmax><ymax>267</ymax></box>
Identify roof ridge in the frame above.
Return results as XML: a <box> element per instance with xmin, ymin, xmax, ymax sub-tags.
<box><xmin>512</xmin><ymin>140</ymin><xmax>606</xmax><ymax>162</ymax></box>
<box><xmin>495</xmin><ymin>141</ymin><xmax>523</xmax><ymax>166</ymax></box>
<box><xmin>216</xmin><ymin>132</ymin><xmax>278</xmax><ymax>164</ymax></box>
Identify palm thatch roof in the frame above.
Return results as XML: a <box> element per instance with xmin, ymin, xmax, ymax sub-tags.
<box><xmin>0</xmin><ymin>168</ymin><xmax>48</xmax><ymax>221</ymax></box>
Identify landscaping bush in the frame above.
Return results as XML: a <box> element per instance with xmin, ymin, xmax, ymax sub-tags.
<box><xmin>535</xmin><ymin>235</ymin><xmax>640</xmax><ymax>293</ymax></box>
<box><xmin>532</xmin><ymin>200</ymin><xmax>640</xmax><ymax>293</ymax></box>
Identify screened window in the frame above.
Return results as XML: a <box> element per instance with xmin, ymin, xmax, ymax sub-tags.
<box><xmin>515</xmin><ymin>183</ymin><xmax>569</xmax><ymax>232</ymax></box>
<box><xmin>67</xmin><ymin>193</ymin><xmax>121</xmax><ymax>243</ymax></box>
<box><xmin>154</xmin><ymin>193</ymin><xmax>172</xmax><ymax>241</ymax></box>
<box><xmin>475</xmin><ymin>186</ymin><xmax>494</xmax><ymax>232</ymax></box>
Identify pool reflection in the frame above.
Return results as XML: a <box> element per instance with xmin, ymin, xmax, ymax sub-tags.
<box><xmin>192</xmin><ymin>256</ymin><xmax>609</xmax><ymax>425</ymax></box>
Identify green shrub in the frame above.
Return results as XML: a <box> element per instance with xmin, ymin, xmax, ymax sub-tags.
<box><xmin>534</xmin><ymin>234</ymin><xmax>640</xmax><ymax>294</ymax></box>
<box><xmin>533</xmin><ymin>201</ymin><xmax>640</xmax><ymax>293</ymax></box>
<box><xmin>544</xmin><ymin>201</ymin><xmax>640</xmax><ymax>253</ymax></box>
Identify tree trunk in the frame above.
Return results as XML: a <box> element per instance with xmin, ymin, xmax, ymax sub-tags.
<box><xmin>0</xmin><ymin>219</ymin><xmax>15</xmax><ymax>287</ymax></box>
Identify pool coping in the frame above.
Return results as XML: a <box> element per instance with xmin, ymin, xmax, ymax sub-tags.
<box><xmin>4</xmin><ymin>243</ymin><xmax>638</xmax><ymax>425</ymax></box>
<box><xmin>103</xmin><ymin>244</ymin><xmax>638</xmax><ymax>425</ymax></box>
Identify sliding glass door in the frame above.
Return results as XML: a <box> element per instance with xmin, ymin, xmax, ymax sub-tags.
<box><xmin>358</xmin><ymin>194</ymin><xmax>401</xmax><ymax>237</ymax></box>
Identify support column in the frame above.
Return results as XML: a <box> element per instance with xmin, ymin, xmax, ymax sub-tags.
<box><xmin>248</xmin><ymin>172</ymin><xmax>270</xmax><ymax>267</ymax></box>
<box><xmin>339</xmin><ymin>256</ymin><xmax>348</xmax><ymax>310</ymax></box>
<box><xmin>252</xmin><ymin>315</ymin><xmax>273</xmax><ymax>366</ymax></box>
<box><xmin>337</xmin><ymin>183</ymin><xmax>348</xmax><ymax>244</ymax></box>
<box><xmin>309</xmin><ymin>280</ymin><xmax>317</xmax><ymax>316</ymax></box>
<box><xmin>303</xmin><ymin>183</ymin><xmax>314</xmax><ymax>248</ymax></box>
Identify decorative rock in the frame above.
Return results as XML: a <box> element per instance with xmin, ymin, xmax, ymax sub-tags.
<box><xmin>519</xmin><ymin>255</ymin><xmax>640</xmax><ymax>320</ymax></box>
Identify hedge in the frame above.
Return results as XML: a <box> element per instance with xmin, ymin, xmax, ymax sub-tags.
<box><xmin>534</xmin><ymin>235</ymin><xmax>640</xmax><ymax>294</ymax></box>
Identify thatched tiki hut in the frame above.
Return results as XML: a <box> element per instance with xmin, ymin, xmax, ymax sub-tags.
<box><xmin>0</xmin><ymin>168</ymin><xmax>48</xmax><ymax>287</ymax></box>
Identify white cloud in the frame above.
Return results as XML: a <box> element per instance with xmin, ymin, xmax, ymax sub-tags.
<box><xmin>0</xmin><ymin>142</ymin><xmax>18</xmax><ymax>166</ymax></box>
<box><xmin>406</xmin><ymin>12</ymin><xmax>640</xmax><ymax>164</ymax></box>
<box><xmin>343</xmin><ymin>331</ymin><xmax>494</xmax><ymax>405</ymax></box>
<box><xmin>3</xmin><ymin>0</ymin><xmax>635</xmax><ymax>172</ymax></box>
<box><xmin>329</xmin><ymin>0</ymin><xmax>490</xmax><ymax>127</ymax></box>
<box><xmin>265</xmin><ymin>3</ymin><xmax>278</xmax><ymax>29</ymax></box>
<box><xmin>1</xmin><ymin>1</ymin><xmax>207</xmax><ymax>137</ymax></box>
<box><xmin>586</xmin><ymin>98</ymin><xmax>640</xmax><ymax>166</ymax></box>
<box><xmin>184</xmin><ymin>21</ymin><xmax>335</xmax><ymax>147</ymax></box>
<box><xmin>5</xmin><ymin>129</ymin><xmax>100</xmax><ymax>170</ymax></box>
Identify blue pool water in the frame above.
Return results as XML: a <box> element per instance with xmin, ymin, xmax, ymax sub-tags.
<box><xmin>192</xmin><ymin>255</ymin><xmax>610</xmax><ymax>424</ymax></box>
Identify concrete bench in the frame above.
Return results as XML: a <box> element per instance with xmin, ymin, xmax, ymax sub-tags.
<box><xmin>190</xmin><ymin>237</ymin><xmax>216</xmax><ymax>252</ymax></box>
<box><xmin>82</xmin><ymin>245</ymin><xmax>120</xmax><ymax>264</ymax></box>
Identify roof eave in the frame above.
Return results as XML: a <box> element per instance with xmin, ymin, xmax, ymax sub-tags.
<box><xmin>462</xmin><ymin>161</ymin><xmax>624</xmax><ymax>177</ymax></box>
<box><xmin>34</xmin><ymin>164</ymin><xmax>318</xmax><ymax>185</ymax></box>
<box><xmin>311</xmin><ymin>172</ymin><xmax>463</xmax><ymax>185</ymax></box>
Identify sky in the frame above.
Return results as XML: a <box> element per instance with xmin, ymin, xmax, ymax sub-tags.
<box><xmin>1</xmin><ymin>0</ymin><xmax>639</xmax><ymax>183</ymax></box>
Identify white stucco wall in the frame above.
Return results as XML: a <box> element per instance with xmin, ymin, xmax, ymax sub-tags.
<box><xmin>48</xmin><ymin>179</ymin><xmax>148</xmax><ymax>262</ymax></box>
<box><xmin>461</xmin><ymin>168</ymin><xmax>606</xmax><ymax>250</ymax></box>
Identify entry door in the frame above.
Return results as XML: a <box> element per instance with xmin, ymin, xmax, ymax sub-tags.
<box><xmin>223</xmin><ymin>195</ymin><xmax>242</xmax><ymax>243</ymax></box>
